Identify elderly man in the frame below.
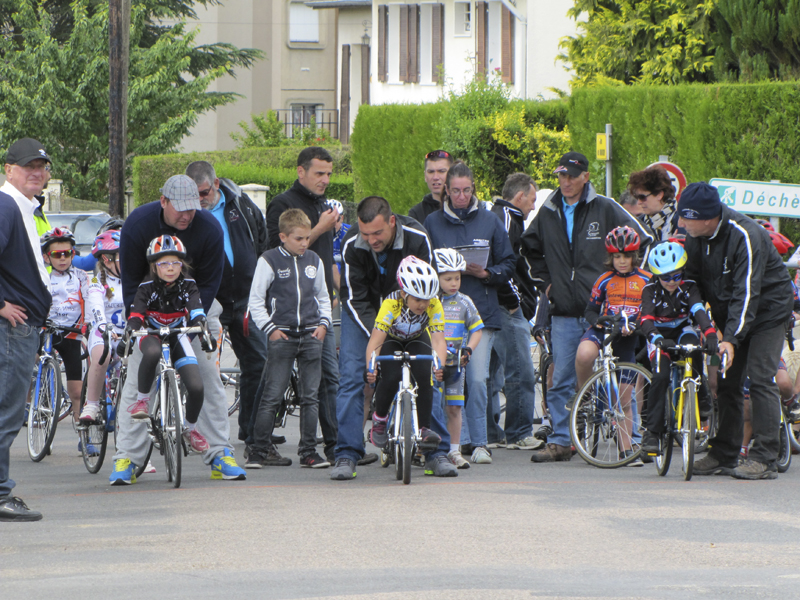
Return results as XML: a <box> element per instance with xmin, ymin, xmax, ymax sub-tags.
<box><xmin>110</xmin><ymin>175</ymin><xmax>246</xmax><ymax>484</ymax></box>
<box><xmin>678</xmin><ymin>182</ymin><xmax>793</xmax><ymax>480</ymax></box>
<box><xmin>0</xmin><ymin>138</ymin><xmax>53</xmax><ymax>521</ymax></box>
<box><xmin>185</xmin><ymin>161</ymin><xmax>269</xmax><ymax>446</ymax></box>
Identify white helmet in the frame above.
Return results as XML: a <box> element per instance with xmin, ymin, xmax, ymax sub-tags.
<box><xmin>396</xmin><ymin>256</ymin><xmax>439</xmax><ymax>300</ymax></box>
<box><xmin>434</xmin><ymin>248</ymin><xmax>466</xmax><ymax>272</ymax></box>
<box><xmin>327</xmin><ymin>199</ymin><xmax>343</xmax><ymax>215</ymax></box>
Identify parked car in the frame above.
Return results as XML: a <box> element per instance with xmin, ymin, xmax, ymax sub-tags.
<box><xmin>44</xmin><ymin>211</ymin><xmax>112</xmax><ymax>257</ymax></box>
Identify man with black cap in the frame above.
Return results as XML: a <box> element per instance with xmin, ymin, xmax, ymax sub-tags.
<box><xmin>0</xmin><ymin>137</ymin><xmax>53</xmax><ymax>520</ymax></box>
<box><xmin>520</xmin><ymin>152</ymin><xmax>652</xmax><ymax>463</ymax></box>
<box><xmin>678</xmin><ymin>182</ymin><xmax>793</xmax><ymax>480</ymax></box>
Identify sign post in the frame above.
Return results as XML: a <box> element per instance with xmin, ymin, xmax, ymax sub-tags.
<box><xmin>596</xmin><ymin>124</ymin><xmax>612</xmax><ymax>198</ymax></box>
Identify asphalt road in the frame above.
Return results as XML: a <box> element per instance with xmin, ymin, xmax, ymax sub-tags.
<box><xmin>3</xmin><ymin>402</ymin><xmax>800</xmax><ymax>600</ymax></box>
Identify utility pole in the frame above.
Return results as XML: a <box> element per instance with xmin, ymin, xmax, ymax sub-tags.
<box><xmin>109</xmin><ymin>0</ymin><xmax>131</xmax><ymax>217</ymax></box>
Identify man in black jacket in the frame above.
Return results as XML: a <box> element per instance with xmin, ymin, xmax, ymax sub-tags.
<box><xmin>186</xmin><ymin>161</ymin><xmax>269</xmax><ymax>444</ymax></box>
<box><xmin>521</xmin><ymin>152</ymin><xmax>652</xmax><ymax>463</ymax></box>
<box><xmin>408</xmin><ymin>150</ymin><xmax>453</xmax><ymax>224</ymax></box>
<box><xmin>266</xmin><ymin>147</ymin><xmax>339</xmax><ymax>462</ymax></box>
<box><xmin>679</xmin><ymin>182</ymin><xmax>793</xmax><ymax>480</ymax></box>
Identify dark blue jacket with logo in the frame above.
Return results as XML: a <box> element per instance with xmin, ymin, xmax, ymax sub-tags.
<box><xmin>424</xmin><ymin>199</ymin><xmax>516</xmax><ymax>330</ymax></box>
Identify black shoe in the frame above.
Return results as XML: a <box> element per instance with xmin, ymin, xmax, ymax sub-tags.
<box><xmin>534</xmin><ymin>425</ymin><xmax>552</xmax><ymax>442</ymax></box>
<box><xmin>418</xmin><ymin>427</ymin><xmax>442</xmax><ymax>451</ymax></box>
<box><xmin>300</xmin><ymin>452</ymin><xmax>330</xmax><ymax>468</ymax></box>
<box><xmin>358</xmin><ymin>452</ymin><xmax>379</xmax><ymax>466</ymax></box>
<box><xmin>271</xmin><ymin>434</ymin><xmax>286</xmax><ymax>445</ymax></box>
<box><xmin>0</xmin><ymin>496</ymin><xmax>42</xmax><ymax>521</ymax></box>
<box><xmin>246</xmin><ymin>445</ymin><xmax>292</xmax><ymax>467</ymax></box>
<box><xmin>460</xmin><ymin>443</ymin><xmax>475</xmax><ymax>456</ymax></box>
<box><xmin>640</xmin><ymin>431</ymin><xmax>660</xmax><ymax>455</ymax></box>
<box><xmin>693</xmin><ymin>454</ymin><xmax>737</xmax><ymax>476</ymax></box>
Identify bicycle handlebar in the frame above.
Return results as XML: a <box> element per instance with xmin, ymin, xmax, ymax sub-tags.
<box><xmin>368</xmin><ymin>350</ymin><xmax>441</xmax><ymax>374</ymax></box>
<box><xmin>129</xmin><ymin>325</ymin><xmax>205</xmax><ymax>338</ymax></box>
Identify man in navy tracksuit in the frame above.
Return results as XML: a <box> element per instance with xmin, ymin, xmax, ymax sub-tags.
<box><xmin>186</xmin><ymin>161</ymin><xmax>269</xmax><ymax>444</ymax></box>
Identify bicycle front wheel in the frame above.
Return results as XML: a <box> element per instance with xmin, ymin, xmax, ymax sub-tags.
<box><xmin>570</xmin><ymin>362</ymin><xmax>651</xmax><ymax>468</ymax></box>
<box><xmin>680</xmin><ymin>381</ymin><xmax>696</xmax><ymax>481</ymax></box>
<box><xmin>28</xmin><ymin>357</ymin><xmax>62</xmax><ymax>462</ymax></box>
<box><xmin>162</xmin><ymin>370</ymin><xmax>183</xmax><ymax>488</ymax></box>
<box><xmin>78</xmin><ymin>374</ymin><xmax>108</xmax><ymax>474</ymax></box>
<box><xmin>656</xmin><ymin>389</ymin><xmax>674</xmax><ymax>477</ymax></box>
<box><xmin>778</xmin><ymin>416</ymin><xmax>792</xmax><ymax>473</ymax></box>
<box><xmin>401</xmin><ymin>391</ymin><xmax>413</xmax><ymax>484</ymax></box>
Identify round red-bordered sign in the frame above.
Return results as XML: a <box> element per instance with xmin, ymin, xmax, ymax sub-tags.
<box><xmin>648</xmin><ymin>161</ymin><xmax>687</xmax><ymax>200</ymax></box>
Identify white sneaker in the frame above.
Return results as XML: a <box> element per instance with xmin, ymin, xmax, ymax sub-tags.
<box><xmin>447</xmin><ymin>450</ymin><xmax>470</xmax><ymax>469</ymax></box>
<box><xmin>144</xmin><ymin>461</ymin><xmax>157</xmax><ymax>474</ymax></box>
<box><xmin>78</xmin><ymin>403</ymin><xmax>100</xmax><ymax>423</ymax></box>
<box><xmin>471</xmin><ymin>446</ymin><xmax>492</xmax><ymax>464</ymax></box>
<box><xmin>507</xmin><ymin>436</ymin><xmax>544</xmax><ymax>450</ymax></box>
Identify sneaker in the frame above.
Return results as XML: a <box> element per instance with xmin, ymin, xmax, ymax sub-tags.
<box><xmin>424</xmin><ymin>454</ymin><xmax>459</xmax><ymax>477</ymax></box>
<box><xmin>471</xmin><ymin>446</ymin><xmax>492</xmax><ymax>464</ymax></box>
<box><xmin>143</xmin><ymin>461</ymin><xmax>156</xmax><ymax>474</ymax></box>
<box><xmin>109</xmin><ymin>458</ymin><xmax>137</xmax><ymax>485</ymax></box>
<box><xmin>78</xmin><ymin>403</ymin><xmax>100</xmax><ymax>423</ymax></box>
<box><xmin>369</xmin><ymin>417</ymin><xmax>388</xmax><ymax>448</ymax></box>
<box><xmin>251</xmin><ymin>445</ymin><xmax>292</xmax><ymax>467</ymax></box>
<box><xmin>0</xmin><ymin>496</ymin><xmax>43</xmax><ymax>522</ymax></box>
<box><xmin>300</xmin><ymin>452</ymin><xmax>330</xmax><ymax>468</ymax></box>
<box><xmin>128</xmin><ymin>399</ymin><xmax>149</xmax><ymax>420</ymax></box>
<box><xmin>530</xmin><ymin>443</ymin><xmax>571</xmax><ymax>463</ymax></box>
<box><xmin>507</xmin><ymin>436</ymin><xmax>544</xmax><ymax>450</ymax></box>
<box><xmin>447</xmin><ymin>450</ymin><xmax>470</xmax><ymax>469</ymax></box>
<box><xmin>693</xmin><ymin>454</ymin><xmax>737</xmax><ymax>476</ymax></box>
<box><xmin>640</xmin><ymin>431</ymin><xmax>660</xmax><ymax>455</ymax></box>
<box><xmin>732</xmin><ymin>459</ymin><xmax>778</xmax><ymax>480</ymax></box>
<box><xmin>487</xmin><ymin>439</ymin><xmax>507</xmax><ymax>449</ymax></box>
<box><xmin>418</xmin><ymin>427</ymin><xmax>442</xmax><ymax>451</ymax></box>
<box><xmin>533</xmin><ymin>425</ymin><xmax>552</xmax><ymax>442</ymax></box>
<box><xmin>77</xmin><ymin>440</ymin><xmax>99</xmax><ymax>457</ymax></box>
<box><xmin>182</xmin><ymin>429</ymin><xmax>209</xmax><ymax>453</ymax></box>
<box><xmin>210</xmin><ymin>448</ymin><xmax>247</xmax><ymax>480</ymax></box>
<box><xmin>358</xmin><ymin>452</ymin><xmax>379</xmax><ymax>466</ymax></box>
<box><xmin>243</xmin><ymin>445</ymin><xmax>252</xmax><ymax>462</ymax></box>
<box><xmin>245</xmin><ymin>451</ymin><xmax>265</xmax><ymax>469</ymax></box>
<box><xmin>330</xmin><ymin>457</ymin><xmax>357</xmax><ymax>480</ymax></box>
<box><xmin>620</xmin><ymin>449</ymin><xmax>643</xmax><ymax>467</ymax></box>
<box><xmin>271</xmin><ymin>434</ymin><xmax>286</xmax><ymax>445</ymax></box>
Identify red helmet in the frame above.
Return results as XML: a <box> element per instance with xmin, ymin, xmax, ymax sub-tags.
<box><xmin>147</xmin><ymin>235</ymin><xmax>186</xmax><ymax>262</ymax></box>
<box><xmin>756</xmin><ymin>220</ymin><xmax>794</xmax><ymax>255</ymax></box>
<box><xmin>605</xmin><ymin>226</ymin><xmax>640</xmax><ymax>253</ymax></box>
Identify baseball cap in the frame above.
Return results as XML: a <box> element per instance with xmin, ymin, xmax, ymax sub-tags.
<box><xmin>553</xmin><ymin>152</ymin><xmax>589</xmax><ymax>177</ymax></box>
<box><xmin>6</xmin><ymin>138</ymin><xmax>51</xmax><ymax>166</ymax></box>
<box><xmin>160</xmin><ymin>175</ymin><xmax>202</xmax><ymax>211</ymax></box>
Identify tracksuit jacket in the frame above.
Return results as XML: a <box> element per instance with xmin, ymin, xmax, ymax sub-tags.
<box><xmin>490</xmin><ymin>198</ymin><xmax>538</xmax><ymax>320</ymax></box>
<box><xmin>408</xmin><ymin>194</ymin><xmax>441</xmax><ymax>225</ymax></box>
<box><xmin>684</xmin><ymin>204</ymin><xmax>793</xmax><ymax>347</ymax></box>
<box><xmin>424</xmin><ymin>198</ymin><xmax>516</xmax><ymax>331</ymax></box>
<box><xmin>520</xmin><ymin>183</ymin><xmax>653</xmax><ymax>318</ymax></box>
<box><xmin>340</xmin><ymin>213</ymin><xmax>432</xmax><ymax>336</ymax></box>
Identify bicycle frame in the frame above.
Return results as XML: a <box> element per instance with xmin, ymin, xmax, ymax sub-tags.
<box><xmin>667</xmin><ymin>345</ymin><xmax>702</xmax><ymax>434</ymax></box>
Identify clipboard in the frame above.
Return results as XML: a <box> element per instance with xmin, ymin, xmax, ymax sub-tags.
<box><xmin>453</xmin><ymin>244</ymin><xmax>490</xmax><ymax>269</ymax></box>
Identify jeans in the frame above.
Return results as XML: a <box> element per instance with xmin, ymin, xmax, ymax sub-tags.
<box><xmin>712</xmin><ymin>321</ymin><xmax>785</xmax><ymax>465</ymax></box>
<box><xmin>488</xmin><ymin>307</ymin><xmax>537</xmax><ymax>443</ymax></box>
<box><xmin>335</xmin><ymin>310</ymin><xmax>450</xmax><ymax>463</ymax></box>
<box><xmin>460</xmin><ymin>328</ymin><xmax>495</xmax><ymax>448</ymax></box>
<box><xmin>548</xmin><ymin>316</ymin><xmax>589</xmax><ymax>447</ymax></box>
<box><xmin>317</xmin><ymin>330</ymin><xmax>339</xmax><ymax>456</ymax></box>
<box><xmin>253</xmin><ymin>334</ymin><xmax>323</xmax><ymax>457</ymax></box>
<box><xmin>0</xmin><ymin>320</ymin><xmax>40</xmax><ymax>497</ymax></box>
<box><xmin>218</xmin><ymin>301</ymin><xmax>267</xmax><ymax>440</ymax></box>
<box><xmin>486</xmin><ymin>355</ymin><xmax>505</xmax><ymax>443</ymax></box>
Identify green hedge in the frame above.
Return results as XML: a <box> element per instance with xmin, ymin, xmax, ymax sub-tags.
<box><xmin>132</xmin><ymin>145</ymin><xmax>352</xmax><ymax>206</ymax></box>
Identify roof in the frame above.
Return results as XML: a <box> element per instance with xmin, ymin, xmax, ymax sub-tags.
<box><xmin>304</xmin><ymin>0</ymin><xmax>370</xmax><ymax>8</ymax></box>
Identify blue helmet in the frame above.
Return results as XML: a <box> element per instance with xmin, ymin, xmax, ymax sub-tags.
<box><xmin>648</xmin><ymin>241</ymin><xmax>687</xmax><ymax>275</ymax></box>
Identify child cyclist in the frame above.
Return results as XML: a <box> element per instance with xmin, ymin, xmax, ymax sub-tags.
<box><xmin>366</xmin><ymin>256</ymin><xmax>447</xmax><ymax>452</ymax></box>
<box><xmin>41</xmin><ymin>227</ymin><xmax>104</xmax><ymax>425</ymax></box>
<box><xmin>79</xmin><ymin>230</ymin><xmax>126</xmax><ymax>423</ymax></box>
<box><xmin>639</xmin><ymin>241</ymin><xmax>717</xmax><ymax>455</ymax></box>
<box><xmin>124</xmin><ymin>235</ymin><xmax>215</xmax><ymax>453</ymax></box>
<box><xmin>573</xmin><ymin>226</ymin><xmax>651</xmax><ymax>463</ymax></box>
<box><xmin>433</xmin><ymin>248</ymin><xmax>484</xmax><ymax>468</ymax></box>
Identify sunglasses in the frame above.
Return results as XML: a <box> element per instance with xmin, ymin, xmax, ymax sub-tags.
<box><xmin>47</xmin><ymin>250</ymin><xmax>74</xmax><ymax>258</ymax></box>
<box><xmin>426</xmin><ymin>150</ymin><xmax>451</xmax><ymax>160</ymax></box>
<box><xmin>198</xmin><ymin>187</ymin><xmax>214</xmax><ymax>198</ymax></box>
<box><xmin>634</xmin><ymin>192</ymin><xmax>653</xmax><ymax>202</ymax></box>
<box><xmin>156</xmin><ymin>260</ymin><xmax>182</xmax><ymax>268</ymax></box>
<box><xmin>658</xmin><ymin>272</ymin><xmax>683</xmax><ymax>283</ymax></box>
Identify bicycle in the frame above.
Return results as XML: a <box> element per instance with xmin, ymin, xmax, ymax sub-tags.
<box><xmin>127</xmin><ymin>324</ymin><xmax>213</xmax><ymax>488</ymax></box>
<box><xmin>569</xmin><ymin>316</ymin><xmax>652</xmax><ymax>468</ymax></box>
<box><xmin>27</xmin><ymin>321</ymin><xmax>86</xmax><ymax>462</ymax></box>
<box><xmin>370</xmin><ymin>348</ymin><xmax>441</xmax><ymax>484</ymax></box>
<box><xmin>217</xmin><ymin>329</ymin><xmax>241</xmax><ymax>417</ymax></box>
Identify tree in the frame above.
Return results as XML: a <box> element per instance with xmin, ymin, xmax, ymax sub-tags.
<box><xmin>0</xmin><ymin>1</ymin><xmax>261</xmax><ymax>201</ymax></box>
<box><xmin>558</xmin><ymin>0</ymin><xmax>719</xmax><ymax>87</ymax></box>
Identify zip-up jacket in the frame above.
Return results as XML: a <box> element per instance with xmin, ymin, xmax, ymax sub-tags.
<box><xmin>684</xmin><ymin>205</ymin><xmax>793</xmax><ymax>348</ymax></box>
<box><xmin>408</xmin><ymin>194</ymin><xmax>441</xmax><ymax>225</ymax></box>
<box><xmin>215</xmin><ymin>179</ymin><xmax>268</xmax><ymax>308</ymax></box>
<box><xmin>340</xmin><ymin>213</ymin><xmax>432</xmax><ymax>336</ymax></box>
<box><xmin>490</xmin><ymin>198</ymin><xmax>537</xmax><ymax>319</ymax></box>
<box><xmin>424</xmin><ymin>198</ymin><xmax>516</xmax><ymax>330</ymax></box>
<box><xmin>248</xmin><ymin>246</ymin><xmax>332</xmax><ymax>337</ymax></box>
<box><xmin>585</xmin><ymin>267</ymin><xmax>651</xmax><ymax>326</ymax></box>
<box><xmin>520</xmin><ymin>183</ymin><xmax>653</xmax><ymax>318</ymax></box>
<box><xmin>639</xmin><ymin>279</ymin><xmax>714</xmax><ymax>343</ymax></box>
<box><xmin>0</xmin><ymin>191</ymin><xmax>51</xmax><ymax>326</ymax></box>
<box><xmin>120</xmin><ymin>201</ymin><xmax>224</xmax><ymax>316</ymax></box>
<box><xmin>266</xmin><ymin>179</ymin><xmax>334</xmax><ymax>297</ymax></box>
<box><xmin>128</xmin><ymin>275</ymin><xmax>205</xmax><ymax>329</ymax></box>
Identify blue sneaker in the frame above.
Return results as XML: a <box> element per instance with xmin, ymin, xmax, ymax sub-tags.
<box><xmin>210</xmin><ymin>448</ymin><xmax>246</xmax><ymax>480</ymax></box>
<box><xmin>78</xmin><ymin>441</ymin><xmax>99</xmax><ymax>457</ymax></box>
<box><xmin>109</xmin><ymin>458</ymin><xmax>136</xmax><ymax>486</ymax></box>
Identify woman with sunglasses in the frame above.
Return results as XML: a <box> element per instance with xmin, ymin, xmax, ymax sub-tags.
<box><xmin>638</xmin><ymin>241</ymin><xmax>718</xmax><ymax>455</ymax></box>
<box><xmin>627</xmin><ymin>166</ymin><xmax>685</xmax><ymax>242</ymax></box>
<box><xmin>41</xmin><ymin>227</ymin><xmax>104</xmax><ymax>425</ymax></box>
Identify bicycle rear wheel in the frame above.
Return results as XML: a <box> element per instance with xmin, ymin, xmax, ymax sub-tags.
<box><xmin>655</xmin><ymin>390</ymin><xmax>674</xmax><ymax>476</ymax></box>
<box><xmin>78</xmin><ymin>374</ymin><xmax>108</xmax><ymax>474</ymax></box>
<box><xmin>401</xmin><ymin>392</ymin><xmax>413</xmax><ymax>484</ymax></box>
<box><xmin>681</xmin><ymin>381</ymin><xmax>696</xmax><ymax>481</ymax></box>
<box><xmin>28</xmin><ymin>357</ymin><xmax>62</xmax><ymax>462</ymax></box>
<box><xmin>162</xmin><ymin>370</ymin><xmax>182</xmax><ymax>488</ymax></box>
<box><xmin>778</xmin><ymin>416</ymin><xmax>792</xmax><ymax>473</ymax></box>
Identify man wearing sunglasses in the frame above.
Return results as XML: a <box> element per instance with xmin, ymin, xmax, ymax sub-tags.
<box><xmin>0</xmin><ymin>138</ymin><xmax>54</xmax><ymax>520</ymax></box>
<box><xmin>408</xmin><ymin>150</ymin><xmax>454</xmax><ymax>225</ymax></box>
<box><xmin>678</xmin><ymin>182</ymin><xmax>793</xmax><ymax>480</ymax></box>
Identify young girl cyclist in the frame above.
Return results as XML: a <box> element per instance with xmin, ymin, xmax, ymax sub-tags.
<box><xmin>124</xmin><ymin>235</ymin><xmax>215</xmax><ymax>453</ymax></box>
<box><xmin>366</xmin><ymin>256</ymin><xmax>447</xmax><ymax>452</ymax></box>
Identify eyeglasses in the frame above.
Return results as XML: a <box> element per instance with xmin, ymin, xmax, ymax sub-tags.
<box><xmin>426</xmin><ymin>150</ymin><xmax>451</xmax><ymax>160</ymax></box>
<box><xmin>47</xmin><ymin>250</ymin><xmax>73</xmax><ymax>258</ymax></box>
<box><xmin>197</xmin><ymin>187</ymin><xmax>214</xmax><ymax>198</ymax></box>
<box><xmin>102</xmin><ymin>255</ymin><xmax>120</xmax><ymax>263</ymax></box>
<box><xmin>658</xmin><ymin>272</ymin><xmax>683</xmax><ymax>283</ymax></box>
<box><xmin>19</xmin><ymin>163</ymin><xmax>51</xmax><ymax>173</ymax></box>
<box><xmin>634</xmin><ymin>192</ymin><xmax>653</xmax><ymax>202</ymax></box>
<box><xmin>449</xmin><ymin>187</ymin><xmax>473</xmax><ymax>197</ymax></box>
<box><xmin>156</xmin><ymin>260</ymin><xmax>182</xmax><ymax>268</ymax></box>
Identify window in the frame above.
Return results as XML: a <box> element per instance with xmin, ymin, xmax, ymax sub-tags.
<box><xmin>289</xmin><ymin>104</ymin><xmax>320</xmax><ymax>137</ymax></box>
<box><xmin>420</xmin><ymin>4</ymin><xmax>444</xmax><ymax>84</ymax></box>
<box><xmin>379</xmin><ymin>4</ymin><xmax>440</xmax><ymax>84</ymax></box>
<box><xmin>289</xmin><ymin>2</ymin><xmax>319</xmax><ymax>43</ymax></box>
<box><xmin>476</xmin><ymin>1</ymin><xmax>514</xmax><ymax>83</ymax></box>
<box><xmin>454</xmin><ymin>1</ymin><xmax>471</xmax><ymax>36</ymax></box>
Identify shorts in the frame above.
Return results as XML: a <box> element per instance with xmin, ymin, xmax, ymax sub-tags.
<box><xmin>88</xmin><ymin>326</ymin><xmax>121</xmax><ymax>357</ymax></box>
<box><xmin>443</xmin><ymin>366</ymin><xmax>465</xmax><ymax>406</ymax></box>
<box><xmin>580</xmin><ymin>326</ymin><xmax>637</xmax><ymax>363</ymax></box>
<box><xmin>52</xmin><ymin>336</ymin><xmax>83</xmax><ymax>381</ymax></box>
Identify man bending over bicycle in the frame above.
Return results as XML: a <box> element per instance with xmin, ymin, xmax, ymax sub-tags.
<box><xmin>639</xmin><ymin>241</ymin><xmax>717</xmax><ymax>455</ymax></box>
<box><xmin>366</xmin><ymin>257</ymin><xmax>446</xmax><ymax>451</ymax></box>
<box><xmin>123</xmin><ymin>235</ymin><xmax>215</xmax><ymax>454</ymax></box>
